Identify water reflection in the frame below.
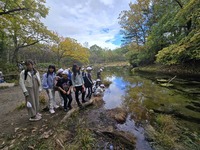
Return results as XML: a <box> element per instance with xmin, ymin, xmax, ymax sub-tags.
<box><xmin>103</xmin><ymin>76</ymin><xmax>128</xmax><ymax>109</ymax></box>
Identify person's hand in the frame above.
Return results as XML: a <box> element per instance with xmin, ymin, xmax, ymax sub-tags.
<box><xmin>73</xmin><ymin>87</ymin><xmax>76</xmax><ymax>92</ymax></box>
<box><xmin>67</xmin><ymin>90</ymin><xmax>70</xmax><ymax>95</ymax></box>
<box><xmin>82</xmin><ymin>86</ymin><xmax>85</xmax><ymax>92</ymax></box>
<box><xmin>63</xmin><ymin>91</ymin><xmax>67</xmax><ymax>94</ymax></box>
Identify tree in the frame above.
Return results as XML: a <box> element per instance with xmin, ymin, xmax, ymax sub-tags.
<box><xmin>0</xmin><ymin>0</ymin><xmax>29</xmax><ymax>15</ymax></box>
<box><xmin>118</xmin><ymin>0</ymin><xmax>151</xmax><ymax>45</ymax></box>
<box><xmin>52</xmin><ymin>37</ymin><xmax>90</xmax><ymax>65</ymax></box>
<box><xmin>0</xmin><ymin>0</ymin><xmax>55</xmax><ymax>63</ymax></box>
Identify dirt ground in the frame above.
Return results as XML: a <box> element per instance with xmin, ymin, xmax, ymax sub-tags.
<box><xmin>0</xmin><ymin>86</ymin><xmax>136</xmax><ymax>150</ymax></box>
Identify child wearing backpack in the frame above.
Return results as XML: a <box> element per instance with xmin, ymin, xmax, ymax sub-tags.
<box><xmin>42</xmin><ymin>65</ymin><xmax>59</xmax><ymax>114</ymax></box>
<box><xmin>19</xmin><ymin>59</ymin><xmax>42</xmax><ymax>121</ymax></box>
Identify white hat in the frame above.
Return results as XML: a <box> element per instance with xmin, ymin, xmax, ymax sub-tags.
<box><xmin>86</xmin><ymin>67</ymin><xmax>92</xmax><ymax>70</ymax></box>
<box><xmin>96</xmin><ymin>79</ymin><xmax>101</xmax><ymax>82</ymax></box>
<box><xmin>57</xmin><ymin>68</ymin><xmax>64</xmax><ymax>74</ymax></box>
<box><xmin>81</xmin><ymin>68</ymin><xmax>85</xmax><ymax>71</ymax></box>
<box><xmin>100</xmin><ymin>84</ymin><xmax>105</xmax><ymax>88</ymax></box>
<box><xmin>100</xmin><ymin>69</ymin><xmax>103</xmax><ymax>72</ymax></box>
<box><xmin>62</xmin><ymin>69</ymin><xmax>69</xmax><ymax>75</ymax></box>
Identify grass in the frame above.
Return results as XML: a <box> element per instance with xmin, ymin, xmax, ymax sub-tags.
<box><xmin>149</xmin><ymin>114</ymin><xmax>200</xmax><ymax>150</ymax></box>
<box><xmin>16</xmin><ymin>102</ymin><xmax>26</xmax><ymax>110</ymax></box>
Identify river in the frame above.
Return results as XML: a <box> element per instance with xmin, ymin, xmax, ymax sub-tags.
<box><xmin>100</xmin><ymin>66</ymin><xmax>200</xmax><ymax>149</ymax></box>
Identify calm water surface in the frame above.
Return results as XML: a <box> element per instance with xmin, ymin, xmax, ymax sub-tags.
<box><xmin>101</xmin><ymin>67</ymin><xmax>200</xmax><ymax>149</ymax></box>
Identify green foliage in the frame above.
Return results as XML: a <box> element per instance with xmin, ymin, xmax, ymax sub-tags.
<box><xmin>0</xmin><ymin>62</ymin><xmax>17</xmax><ymax>74</ymax></box>
<box><xmin>89</xmin><ymin>44</ymin><xmax>127</xmax><ymax>64</ymax></box>
<box><xmin>119</xmin><ymin>0</ymin><xmax>200</xmax><ymax>66</ymax></box>
<box><xmin>156</xmin><ymin>29</ymin><xmax>200</xmax><ymax>64</ymax></box>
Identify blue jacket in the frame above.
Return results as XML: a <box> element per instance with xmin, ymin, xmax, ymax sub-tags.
<box><xmin>42</xmin><ymin>73</ymin><xmax>56</xmax><ymax>89</ymax></box>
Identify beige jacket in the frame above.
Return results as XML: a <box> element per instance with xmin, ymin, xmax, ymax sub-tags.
<box><xmin>19</xmin><ymin>70</ymin><xmax>42</xmax><ymax>93</ymax></box>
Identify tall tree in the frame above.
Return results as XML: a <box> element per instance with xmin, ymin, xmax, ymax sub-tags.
<box><xmin>0</xmin><ymin>0</ymin><xmax>54</xmax><ymax>63</ymax></box>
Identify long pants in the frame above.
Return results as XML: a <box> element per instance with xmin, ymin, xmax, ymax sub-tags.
<box><xmin>61</xmin><ymin>93</ymin><xmax>72</xmax><ymax>109</ymax></box>
<box><xmin>26</xmin><ymin>77</ymin><xmax>40</xmax><ymax>118</ymax></box>
<box><xmin>75</xmin><ymin>86</ymin><xmax>85</xmax><ymax>105</ymax></box>
<box><xmin>86</xmin><ymin>86</ymin><xmax>92</xmax><ymax>99</ymax></box>
<box><xmin>58</xmin><ymin>91</ymin><xmax>64</xmax><ymax>106</ymax></box>
<box><xmin>46</xmin><ymin>89</ymin><xmax>57</xmax><ymax>109</ymax></box>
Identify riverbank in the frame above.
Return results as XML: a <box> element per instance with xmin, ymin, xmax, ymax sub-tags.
<box><xmin>132</xmin><ymin>64</ymin><xmax>200</xmax><ymax>78</ymax></box>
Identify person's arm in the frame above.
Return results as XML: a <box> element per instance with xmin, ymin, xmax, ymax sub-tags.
<box><xmin>42</xmin><ymin>73</ymin><xmax>48</xmax><ymax>90</ymax></box>
<box><xmin>67</xmin><ymin>80</ymin><xmax>73</xmax><ymax>95</ymax></box>
<box><xmin>56</xmin><ymin>80</ymin><xmax>66</xmax><ymax>94</ymax></box>
<box><xmin>37</xmin><ymin>71</ymin><xmax>42</xmax><ymax>92</ymax></box>
<box><xmin>71</xmin><ymin>74</ymin><xmax>76</xmax><ymax>92</ymax></box>
<box><xmin>19</xmin><ymin>70</ymin><xmax>28</xmax><ymax>96</ymax></box>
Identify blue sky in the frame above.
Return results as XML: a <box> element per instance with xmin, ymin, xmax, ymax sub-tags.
<box><xmin>42</xmin><ymin>0</ymin><xmax>133</xmax><ymax>49</ymax></box>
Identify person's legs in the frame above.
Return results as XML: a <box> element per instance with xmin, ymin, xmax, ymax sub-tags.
<box><xmin>82</xmin><ymin>89</ymin><xmax>86</xmax><ymax>102</ymax></box>
<box><xmin>67</xmin><ymin>94</ymin><xmax>73</xmax><ymax>109</ymax></box>
<box><xmin>52</xmin><ymin>89</ymin><xmax>59</xmax><ymax>108</ymax></box>
<box><xmin>26</xmin><ymin>88</ymin><xmax>37</xmax><ymax>118</ymax></box>
<box><xmin>88</xmin><ymin>86</ymin><xmax>92</xmax><ymax>99</ymax></box>
<box><xmin>58</xmin><ymin>91</ymin><xmax>64</xmax><ymax>107</ymax></box>
<box><xmin>61</xmin><ymin>94</ymin><xmax>68</xmax><ymax>111</ymax></box>
<box><xmin>46</xmin><ymin>89</ymin><xmax>55</xmax><ymax>114</ymax></box>
<box><xmin>75</xmin><ymin>87</ymin><xmax>81</xmax><ymax>106</ymax></box>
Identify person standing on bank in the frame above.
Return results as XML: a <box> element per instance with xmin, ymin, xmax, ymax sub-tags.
<box><xmin>71</xmin><ymin>64</ymin><xmax>86</xmax><ymax>108</ymax></box>
<box><xmin>84</xmin><ymin>67</ymin><xmax>93</xmax><ymax>100</ymax></box>
<box><xmin>54</xmin><ymin>68</ymin><xmax>64</xmax><ymax>107</ymax></box>
<box><xmin>97</xmin><ymin>68</ymin><xmax>103</xmax><ymax>80</ymax></box>
<box><xmin>42</xmin><ymin>65</ymin><xmax>59</xmax><ymax>114</ymax></box>
<box><xmin>56</xmin><ymin>69</ymin><xmax>73</xmax><ymax>111</ymax></box>
<box><xmin>19</xmin><ymin>59</ymin><xmax>42</xmax><ymax>121</ymax></box>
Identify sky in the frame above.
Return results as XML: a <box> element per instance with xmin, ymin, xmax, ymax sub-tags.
<box><xmin>42</xmin><ymin>0</ymin><xmax>133</xmax><ymax>49</ymax></box>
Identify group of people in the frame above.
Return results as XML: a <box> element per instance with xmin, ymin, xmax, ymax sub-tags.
<box><xmin>19</xmin><ymin>59</ymin><xmax>104</xmax><ymax>121</ymax></box>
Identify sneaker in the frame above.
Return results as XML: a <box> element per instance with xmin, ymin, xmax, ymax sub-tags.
<box><xmin>60</xmin><ymin>103</ymin><xmax>64</xmax><ymax>107</ymax></box>
<box><xmin>49</xmin><ymin>109</ymin><xmax>55</xmax><ymax>114</ymax></box>
<box><xmin>36</xmin><ymin>113</ymin><xmax>42</xmax><ymax>117</ymax></box>
<box><xmin>64</xmin><ymin>108</ymin><xmax>68</xmax><ymax>112</ymax></box>
<box><xmin>54</xmin><ymin>105</ymin><xmax>59</xmax><ymax>109</ymax></box>
<box><xmin>29</xmin><ymin>115</ymin><xmax>41</xmax><ymax>122</ymax></box>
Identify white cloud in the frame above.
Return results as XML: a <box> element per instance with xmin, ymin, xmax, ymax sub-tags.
<box><xmin>42</xmin><ymin>0</ymin><xmax>134</xmax><ymax>49</ymax></box>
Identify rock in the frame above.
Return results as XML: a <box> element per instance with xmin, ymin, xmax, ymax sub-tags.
<box><xmin>92</xmin><ymin>97</ymin><xmax>104</xmax><ymax>107</ymax></box>
<box><xmin>107</xmin><ymin>107</ymin><xmax>128</xmax><ymax>124</ymax></box>
<box><xmin>95</xmin><ymin>127</ymin><xmax>136</xmax><ymax>149</ymax></box>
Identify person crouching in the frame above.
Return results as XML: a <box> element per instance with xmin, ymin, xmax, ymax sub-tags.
<box><xmin>56</xmin><ymin>69</ymin><xmax>73</xmax><ymax>112</ymax></box>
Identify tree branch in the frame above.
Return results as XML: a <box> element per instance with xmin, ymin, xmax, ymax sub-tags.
<box><xmin>18</xmin><ymin>40</ymin><xmax>39</xmax><ymax>49</ymax></box>
<box><xmin>174</xmin><ymin>0</ymin><xmax>183</xmax><ymax>8</ymax></box>
<box><xmin>0</xmin><ymin>7</ymin><xmax>29</xmax><ymax>15</ymax></box>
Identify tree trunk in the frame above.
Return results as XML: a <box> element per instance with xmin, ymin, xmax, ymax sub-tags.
<box><xmin>12</xmin><ymin>47</ymin><xmax>19</xmax><ymax>63</ymax></box>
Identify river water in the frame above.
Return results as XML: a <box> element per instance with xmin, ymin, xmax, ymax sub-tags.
<box><xmin>101</xmin><ymin>66</ymin><xmax>200</xmax><ymax>149</ymax></box>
